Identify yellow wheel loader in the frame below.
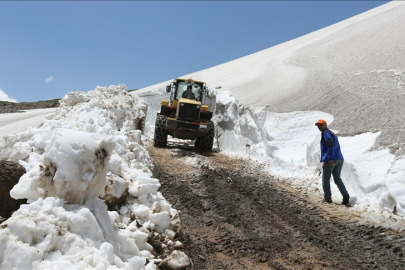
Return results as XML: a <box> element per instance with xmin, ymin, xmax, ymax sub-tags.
<box><xmin>154</xmin><ymin>78</ymin><xmax>215</xmax><ymax>151</ymax></box>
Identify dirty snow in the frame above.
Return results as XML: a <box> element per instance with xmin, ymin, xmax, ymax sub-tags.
<box><xmin>0</xmin><ymin>85</ymin><xmax>181</xmax><ymax>269</ymax></box>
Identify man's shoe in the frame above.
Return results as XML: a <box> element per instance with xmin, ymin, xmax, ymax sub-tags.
<box><xmin>321</xmin><ymin>199</ymin><xmax>332</xmax><ymax>204</ymax></box>
<box><xmin>342</xmin><ymin>194</ymin><xmax>350</xmax><ymax>205</ymax></box>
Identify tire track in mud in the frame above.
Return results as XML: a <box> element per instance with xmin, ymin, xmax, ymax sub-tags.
<box><xmin>148</xmin><ymin>143</ymin><xmax>405</xmax><ymax>270</ymax></box>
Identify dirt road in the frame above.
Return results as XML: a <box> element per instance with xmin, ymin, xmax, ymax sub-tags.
<box><xmin>148</xmin><ymin>141</ymin><xmax>405</xmax><ymax>270</ymax></box>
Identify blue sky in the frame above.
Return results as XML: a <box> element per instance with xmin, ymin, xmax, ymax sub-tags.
<box><xmin>0</xmin><ymin>1</ymin><xmax>389</xmax><ymax>102</ymax></box>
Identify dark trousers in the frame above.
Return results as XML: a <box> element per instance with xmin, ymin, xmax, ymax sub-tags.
<box><xmin>322</xmin><ymin>159</ymin><xmax>348</xmax><ymax>201</ymax></box>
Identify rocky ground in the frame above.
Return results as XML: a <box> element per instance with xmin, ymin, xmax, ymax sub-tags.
<box><xmin>148</xmin><ymin>140</ymin><xmax>405</xmax><ymax>270</ymax></box>
<box><xmin>0</xmin><ymin>99</ymin><xmax>60</xmax><ymax>113</ymax></box>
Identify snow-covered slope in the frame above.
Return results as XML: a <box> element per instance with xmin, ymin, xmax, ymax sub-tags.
<box><xmin>0</xmin><ymin>108</ymin><xmax>57</xmax><ymax>137</ymax></box>
<box><xmin>136</xmin><ymin>1</ymin><xmax>405</xmax><ymax>224</ymax></box>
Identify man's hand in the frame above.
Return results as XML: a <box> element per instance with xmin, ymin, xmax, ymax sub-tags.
<box><xmin>329</xmin><ymin>160</ymin><xmax>335</xmax><ymax>166</ymax></box>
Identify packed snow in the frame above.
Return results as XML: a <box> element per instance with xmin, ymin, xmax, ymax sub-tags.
<box><xmin>0</xmin><ymin>85</ymin><xmax>185</xmax><ymax>269</ymax></box>
<box><xmin>136</xmin><ymin>1</ymin><xmax>405</xmax><ymax>229</ymax></box>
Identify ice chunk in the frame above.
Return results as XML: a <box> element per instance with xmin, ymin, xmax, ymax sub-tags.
<box><xmin>11</xmin><ymin>129</ymin><xmax>115</xmax><ymax>204</ymax></box>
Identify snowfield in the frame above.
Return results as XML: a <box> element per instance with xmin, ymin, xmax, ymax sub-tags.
<box><xmin>137</xmin><ymin>1</ymin><xmax>405</xmax><ymax>148</ymax></box>
<box><xmin>0</xmin><ymin>108</ymin><xmax>58</xmax><ymax>138</ymax></box>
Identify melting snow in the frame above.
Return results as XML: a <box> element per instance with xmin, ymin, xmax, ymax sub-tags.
<box><xmin>0</xmin><ymin>85</ymin><xmax>178</xmax><ymax>269</ymax></box>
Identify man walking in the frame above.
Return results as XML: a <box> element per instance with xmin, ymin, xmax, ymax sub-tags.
<box><xmin>315</xmin><ymin>119</ymin><xmax>350</xmax><ymax>205</ymax></box>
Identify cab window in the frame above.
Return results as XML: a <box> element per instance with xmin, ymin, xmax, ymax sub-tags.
<box><xmin>176</xmin><ymin>81</ymin><xmax>202</xmax><ymax>101</ymax></box>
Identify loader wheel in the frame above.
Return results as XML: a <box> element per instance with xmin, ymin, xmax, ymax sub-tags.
<box><xmin>154</xmin><ymin>115</ymin><xmax>168</xmax><ymax>147</ymax></box>
<box><xmin>198</xmin><ymin>121</ymin><xmax>215</xmax><ymax>151</ymax></box>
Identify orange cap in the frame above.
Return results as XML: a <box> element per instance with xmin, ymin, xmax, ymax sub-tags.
<box><xmin>315</xmin><ymin>119</ymin><xmax>327</xmax><ymax>126</ymax></box>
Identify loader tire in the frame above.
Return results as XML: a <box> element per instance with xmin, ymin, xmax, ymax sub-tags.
<box><xmin>154</xmin><ymin>115</ymin><xmax>168</xmax><ymax>147</ymax></box>
<box><xmin>194</xmin><ymin>138</ymin><xmax>200</xmax><ymax>148</ymax></box>
<box><xmin>198</xmin><ymin>121</ymin><xmax>215</xmax><ymax>151</ymax></box>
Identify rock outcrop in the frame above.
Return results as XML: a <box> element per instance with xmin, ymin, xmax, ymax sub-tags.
<box><xmin>99</xmin><ymin>174</ymin><xmax>129</xmax><ymax>210</ymax></box>
<box><xmin>159</xmin><ymin>250</ymin><xmax>191</xmax><ymax>270</ymax></box>
<box><xmin>0</xmin><ymin>161</ymin><xmax>27</xmax><ymax>219</ymax></box>
<box><xmin>0</xmin><ymin>100</ymin><xmax>60</xmax><ymax>114</ymax></box>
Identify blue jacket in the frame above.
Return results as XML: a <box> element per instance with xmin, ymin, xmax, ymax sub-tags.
<box><xmin>320</xmin><ymin>128</ymin><xmax>344</xmax><ymax>162</ymax></box>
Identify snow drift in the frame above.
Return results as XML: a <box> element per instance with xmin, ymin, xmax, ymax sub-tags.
<box><xmin>0</xmin><ymin>85</ymin><xmax>184</xmax><ymax>269</ymax></box>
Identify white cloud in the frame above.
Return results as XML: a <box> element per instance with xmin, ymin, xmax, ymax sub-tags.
<box><xmin>0</xmin><ymin>88</ymin><xmax>17</xmax><ymax>103</ymax></box>
<box><xmin>45</xmin><ymin>76</ymin><xmax>54</xmax><ymax>83</ymax></box>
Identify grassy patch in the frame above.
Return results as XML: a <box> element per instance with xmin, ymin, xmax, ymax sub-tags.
<box><xmin>0</xmin><ymin>101</ymin><xmax>16</xmax><ymax>104</ymax></box>
<box><xmin>19</xmin><ymin>99</ymin><xmax>61</xmax><ymax>105</ymax></box>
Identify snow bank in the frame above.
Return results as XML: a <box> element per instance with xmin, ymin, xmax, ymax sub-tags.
<box><xmin>0</xmin><ymin>197</ymin><xmax>157</xmax><ymax>270</ymax></box>
<box><xmin>0</xmin><ymin>85</ymin><xmax>180</xmax><ymax>269</ymax></box>
<box><xmin>211</xmin><ymin>90</ymin><xmax>405</xmax><ymax>224</ymax></box>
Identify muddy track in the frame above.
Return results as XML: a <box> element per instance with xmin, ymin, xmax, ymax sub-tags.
<box><xmin>148</xmin><ymin>142</ymin><xmax>405</xmax><ymax>270</ymax></box>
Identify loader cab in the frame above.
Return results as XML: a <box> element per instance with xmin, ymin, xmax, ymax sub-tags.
<box><xmin>166</xmin><ymin>79</ymin><xmax>208</xmax><ymax>105</ymax></box>
<box><xmin>176</xmin><ymin>81</ymin><xmax>203</xmax><ymax>101</ymax></box>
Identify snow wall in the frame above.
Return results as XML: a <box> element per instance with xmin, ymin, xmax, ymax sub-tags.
<box><xmin>212</xmin><ymin>91</ymin><xmax>405</xmax><ymax>221</ymax></box>
<box><xmin>0</xmin><ymin>85</ymin><xmax>187</xmax><ymax>270</ymax></box>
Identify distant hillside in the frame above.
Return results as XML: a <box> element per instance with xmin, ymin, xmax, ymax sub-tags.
<box><xmin>0</xmin><ymin>99</ymin><xmax>60</xmax><ymax>114</ymax></box>
<box><xmin>0</xmin><ymin>88</ymin><xmax>137</xmax><ymax>114</ymax></box>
